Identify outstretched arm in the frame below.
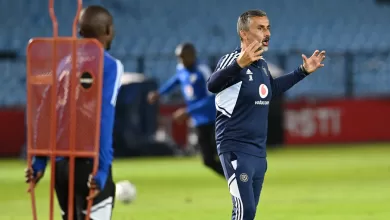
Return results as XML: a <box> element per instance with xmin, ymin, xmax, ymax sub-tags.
<box><xmin>207</xmin><ymin>59</ymin><xmax>242</xmax><ymax>93</ymax></box>
<box><xmin>269</xmin><ymin>65</ymin><xmax>308</xmax><ymax>97</ymax></box>
<box><xmin>186</xmin><ymin>95</ymin><xmax>215</xmax><ymax>115</ymax></box>
<box><xmin>270</xmin><ymin>50</ymin><xmax>326</xmax><ymax>97</ymax></box>
<box><xmin>158</xmin><ymin>74</ymin><xmax>180</xmax><ymax>96</ymax></box>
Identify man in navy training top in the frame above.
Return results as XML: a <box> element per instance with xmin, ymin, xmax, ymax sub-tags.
<box><xmin>25</xmin><ymin>5</ymin><xmax>123</xmax><ymax>220</ymax></box>
<box><xmin>148</xmin><ymin>42</ymin><xmax>224</xmax><ymax>177</ymax></box>
<box><xmin>207</xmin><ymin>10</ymin><xmax>326</xmax><ymax>220</ymax></box>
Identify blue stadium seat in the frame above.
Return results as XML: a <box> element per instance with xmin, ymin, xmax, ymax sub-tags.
<box><xmin>0</xmin><ymin>0</ymin><xmax>390</xmax><ymax>106</ymax></box>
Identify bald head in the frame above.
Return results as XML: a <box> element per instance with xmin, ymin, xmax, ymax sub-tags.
<box><xmin>175</xmin><ymin>43</ymin><xmax>197</xmax><ymax>68</ymax></box>
<box><xmin>79</xmin><ymin>5</ymin><xmax>114</xmax><ymax>50</ymax></box>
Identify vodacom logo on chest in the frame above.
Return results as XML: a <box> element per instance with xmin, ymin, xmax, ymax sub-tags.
<box><xmin>255</xmin><ymin>84</ymin><xmax>269</xmax><ymax>105</ymax></box>
<box><xmin>259</xmin><ymin>84</ymin><xmax>268</xmax><ymax>98</ymax></box>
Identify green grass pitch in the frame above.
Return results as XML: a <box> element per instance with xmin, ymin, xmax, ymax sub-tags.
<box><xmin>0</xmin><ymin>144</ymin><xmax>389</xmax><ymax>220</ymax></box>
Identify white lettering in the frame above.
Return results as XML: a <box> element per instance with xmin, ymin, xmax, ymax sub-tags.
<box><xmin>299</xmin><ymin>108</ymin><xmax>316</xmax><ymax>138</ymax></box>
<box><xmin>317</xmin><ymin>108</ymin><xmax>330</xmax><ymax>135</ymax></box>
<box><xmin>285</xmin><ymin>107</ymin><xmax>342</xmax><ymax>138</ymax></box>
<box><xmin>331</xmin><ymin>109</ymin><xmax>341</xmax><ymax>134</ymax></box>
<box><xmin>254</xmin><ymin>100</ymin><xmax>269</xmax><ymax>105</ymax></box>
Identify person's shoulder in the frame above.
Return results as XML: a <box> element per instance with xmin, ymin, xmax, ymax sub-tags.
<box><xmin>104</xmin><ymin>52</ymin><xmax>121</xmax><ymax>64</ymax></box>
<box><xmin>215</xmin><ymin>50</ymin><xmax>240</xmax><ymax>71</ymax></box>
<box><xmin>104</xmin><ymin>52</ymin><xmax>123</xmax><ymax>71</ymax></box>
<box><xmin>219</xmin><ymin>50</ymin><xmax>240</xmax><ymax>60</ymax></box>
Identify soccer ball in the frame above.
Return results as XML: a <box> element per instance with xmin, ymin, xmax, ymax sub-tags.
<box><xmin>115</xmin><ymin>180</ymin><xmax>136</xmax><ymax>204</ymax></box>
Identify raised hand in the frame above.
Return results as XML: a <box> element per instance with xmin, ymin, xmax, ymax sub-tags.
<box><xmin>301</xmin><ymin>50</ymin><xmax>326</xmax><ymax>74</ymax></box>
<box><xmin>236</xmin><ymin>41</ymin><xmax>264</xmax><ymax>68</ymax></box>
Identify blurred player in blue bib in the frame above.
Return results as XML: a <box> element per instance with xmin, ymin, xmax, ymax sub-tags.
<box><xmin>148</xmin><ymin>43</ymin><xmax>224</xmax><ymax>177</ymax></box>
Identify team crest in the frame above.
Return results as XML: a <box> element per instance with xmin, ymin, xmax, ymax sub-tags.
<box><xmin>259</xmin><ymin>84</ymin><xmax>268</xmax><ymax>99</ymax></box>
<box><xmin>240</xmin><ymin>173</ymin><xmax>248</xmax><ymax>182</ymax></box>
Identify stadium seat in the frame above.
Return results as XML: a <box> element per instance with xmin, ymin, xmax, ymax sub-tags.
<box><xmin>1</xmin><ymin>0</ymin><xmax>390</xmax><ymax>105</ymax></box>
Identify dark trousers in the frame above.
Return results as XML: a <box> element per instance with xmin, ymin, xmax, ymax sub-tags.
<box><xmin>195</xmin><ymin>123</ymin><xmax>224</xmax><ymax>177</ymax></box>
<box><xmin>219</xmin><ymin>151</ymin><xmax>267</xmax><ymax>220</ymax></box>
<box><xmin>55</xmin><ymin>159</ymin><xmax>116</xmax><ymax>220</ymax></box>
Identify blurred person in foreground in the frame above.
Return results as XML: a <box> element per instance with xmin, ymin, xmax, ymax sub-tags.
<box><xmin>207</xmin><ymin>10</ymin><xmax>326</xmax><ymax>220</ymax></box>
<box><xmin>25</xmin><ymin>5</ymin><xmax>123</xmax><ymax>220</ymax></box>
<box><xmin>148</xmin><ymin>42</ymin><xmax>224</xmax><ymax>177</ymax></box>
